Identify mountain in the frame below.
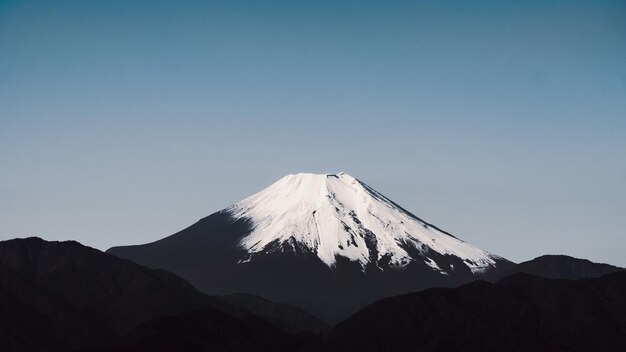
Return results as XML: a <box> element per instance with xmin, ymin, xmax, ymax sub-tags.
<box><xmin>218</xmin><ymin>293</ymin><xmax>330</xmax><ymax>334</ymax></box>
<box><xmin>81</xmin><ymin>308</ymin><xmax>319</xmax><ymax>352</ymax></box>
<box><xmin>324</xmin><ymin>271</ymin><xmax>626</xmax><ymax>352</ymax></box>
<box><xmin>108</xmin><ymin>172</ymin><xmax>513</xmax><ymax>321</ymax></box>
<box><xmin>499</xmin><ymin>254</ymin><xmax>622</xmax><ymax>280</ymax></box>
<box><xmin>0</xmin><ymin>237</ymin><xmax>324</xmax><ymax>351</ymax></box>
<box><xmin>230</xmin><ymin>173</ymin><xmax>501</xmax><ymax>272</ymax></box>
<box><xmin>0</xmin><ymin>261</ymin><xmax>101</xmax><ymax>352</ymax></box>
<box><xmin>0</xmin><ymin>237</ymin><xmax>225</xmax><ymax>350</ymax></box>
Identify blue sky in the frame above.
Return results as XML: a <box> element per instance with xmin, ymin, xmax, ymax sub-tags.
<box><xmin>1</xmin><ymin>0</ymin><xmax>625</xmax><ymax>265</ymax></box>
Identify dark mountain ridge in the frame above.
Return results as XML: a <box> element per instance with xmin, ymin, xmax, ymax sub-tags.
<box><xmin>0</xmin><ymin>237</ymin><xmax>326</xmax><ymax>351</ymax></box>
<box><xmin>324</xmin><ymin>270</ymin><xmax>626</xmax><ymax>352</ymax></box>
<box><xmin>81</xmin><ymin>308</ymin><xmax>319</xmax><ymax>352</ymax></box>
<box><xmin>2</xmin><ymin>236</ymin><xmax>625</xmax><ymax>351</ymax></box>
<box><xmin>499</xmin><ymin>254</ymin><xmax>622</xmax><ymax>280</ymax></box>
<box><xmin>218</xmin><ymin>293</ymin><xmax>330</xmax><ymax>334</ymax></box>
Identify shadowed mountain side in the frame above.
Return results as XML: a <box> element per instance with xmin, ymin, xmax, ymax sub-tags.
<box><xmin>324</xmin><ymin>271</ymin><xmax>626</xmax><ymax>352</ymax></box>
<box><xmin>218</xmin><ymin>293</ymin><xmax>331</xmax><ymax>334</ymax></box>
<box><xmin>79</xmin><ymin>309</ymin><xmax>322</xmax><ymax>352</ymax></box>
<box><xmin>0</xmin><ymin>238</ymin><xmax>327</xmax><ymax>351</ymax></box>
<box><xmin>0</xmin><ymin>264</ymin><xmax>108</xmax><ymax>351</ymax></box>
<box><xmin>499</xmin><ymin>254</ymin><xmax>623</xmax><ymax>280</ymax></box>
<box><xmin>0</xmin><ymin>237</ymin><xmax>229</xmax><ymax>351</ymax></box>
<box><xmin>3</xmin><ymin>237</ymin><xmax>624</xmax><ymax>351</ymax></box>
<box><xmin>0</xmin><ymin>237</ymin><xmax>227</xmax><ymax>330</ymax></box>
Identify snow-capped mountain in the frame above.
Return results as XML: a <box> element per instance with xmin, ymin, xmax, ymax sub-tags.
<box><xmin>230</xmin><ymin>173</ymin><xmax>498</xmax><ymax>274</ymax></box>
<box><xmin>109</xmin><ymin>172</ymin><xmax>512</xmax><ymax>322</ymax></box>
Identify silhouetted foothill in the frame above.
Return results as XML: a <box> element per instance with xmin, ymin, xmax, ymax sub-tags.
<box><xmin>324</xmin><ymin>271</ymin><xmax>626</xmax><ymax>352</ymax></box>
<box><xmin>0</xmin><ymin>237</ymin><xmax>327</xmax><ymax>352</ymax></box>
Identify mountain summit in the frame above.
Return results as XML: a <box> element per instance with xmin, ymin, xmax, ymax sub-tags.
<box><xmin>230</xmin><ymin>173</ymin><xmax>499</xmax><ymax>273</ymax></box>
<box><xmin>109</xmin><ymin>173</ymin><xmax>512</xmax><ymax>321</ymax></box>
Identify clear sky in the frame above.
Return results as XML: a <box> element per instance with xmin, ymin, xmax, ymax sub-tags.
<box><xmin>1</xmin><ymin>0</ymin><xmax>625</xmax><ymax>266</ymax></box>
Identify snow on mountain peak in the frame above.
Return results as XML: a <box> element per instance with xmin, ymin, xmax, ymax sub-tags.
<box><xmin>227</xmin><ymin>173</ymin><xmax>498</xmax><ymax>273</ymax></box>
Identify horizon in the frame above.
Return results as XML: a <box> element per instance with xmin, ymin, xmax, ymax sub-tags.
<box><xmin>1</xmin><ymin>0</ymin><xmax>625</xmax><ymax>267</ymax></box>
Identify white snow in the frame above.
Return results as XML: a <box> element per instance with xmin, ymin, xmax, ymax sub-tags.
<box><xmin>227</xmin><ymin>173</ymin><xmax>498</xmax><ymax>273</ymax></box>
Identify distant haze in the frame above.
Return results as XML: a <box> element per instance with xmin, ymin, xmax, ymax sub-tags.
<box><xmin>1</xmin><ymin>0</ymin><xmax>625</xmax><ymax>266</ymax></box>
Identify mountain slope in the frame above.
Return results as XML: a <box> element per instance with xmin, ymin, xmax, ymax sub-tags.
<box><xmin>325</xmin><ymin>271</ymin><xmax>626</xmax><ymax>352</ymax></box>
<box><xmin>218</xmin><ymin>293</ymin><xmax>331</xmax><ymax>334</ymax></box>
<box><xmin>108</xmin><ymin>173</ymin><xmax>513</xmax><ymax>321</ymax></box>
<box><xmin>0</xmin><ymin>263</ymin><xmax>102</xmax><ymax>351</ymax></box>
<box><xmin>499</xmin><ymin>254</ymin><xmax>622</xmax><ymax>280</ymax></box>
<box><xmin>0</xmin><ymin>237</ymin><xmax>326</xmax><ymax>351</ymax></box>
<box><xmin>0</xmin><ymin>237</ymin><xmax>230</xmax><ymax>350</ymax></box>
<box><xmin>81</xmin><ymin>309</ymin><xmax>320</xmax><ymax>352</ymax></box>
<box><xmin>230</xmin><ymin>173</ymin><xmax>501</xmax><ymax>273</ymax></box>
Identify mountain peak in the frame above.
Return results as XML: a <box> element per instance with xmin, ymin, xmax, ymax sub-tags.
<box><xmin>228</xmin><ymin>173</ymin><xmax>499</xmax><ymax>273</ymax></box>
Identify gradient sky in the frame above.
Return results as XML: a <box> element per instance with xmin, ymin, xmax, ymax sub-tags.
<box><xmin>1</xmin><ymin>0</ymin><xmax>625</xmax><ymax>266</ymax></box>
